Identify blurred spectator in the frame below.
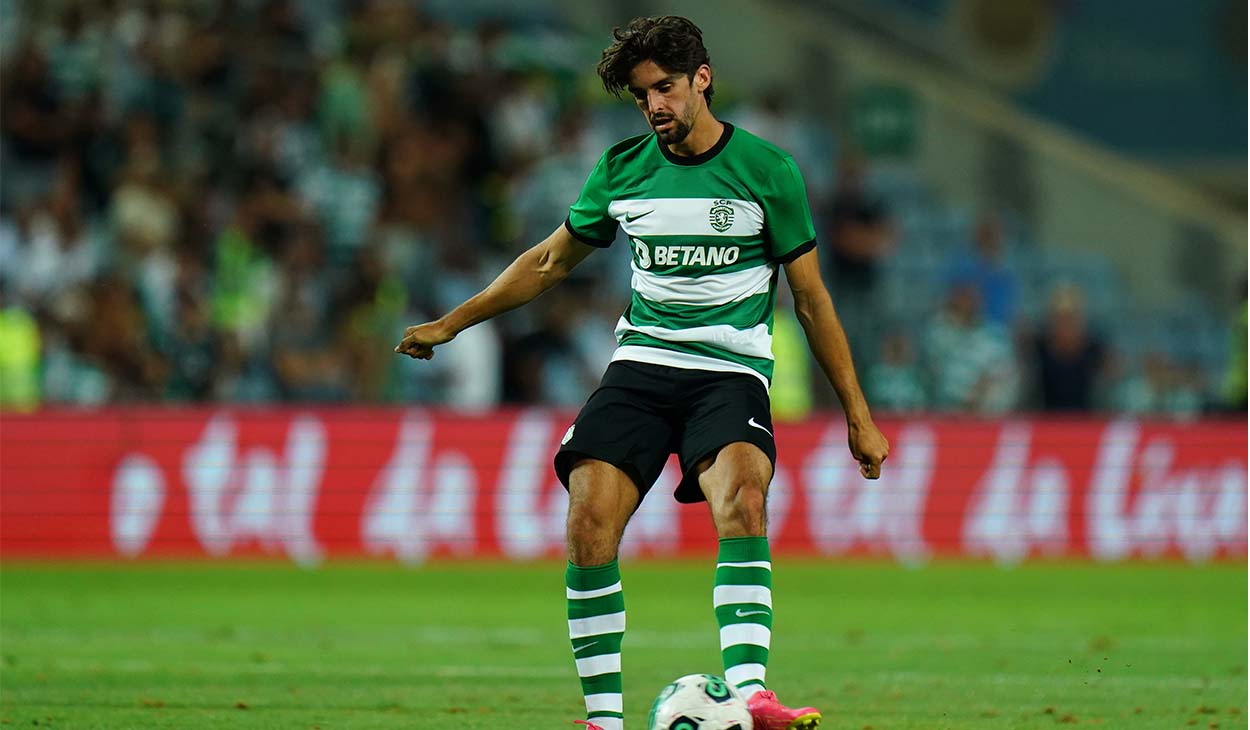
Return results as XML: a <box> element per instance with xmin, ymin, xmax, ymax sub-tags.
<box><xmin>865</xmin><ymin>329</ymin><xmax>927</xmax><ymax>413</ymax></box>
<box><xmin>1113</xmin><ymin>352</ymin><xmax>1204</xmax><ymax>419</ymax></box>
<box><xmin>84</xmin><ymin>275</ymin><xmax>167</xmax><ymax>401</ymax></box>
<box><xmin>1221</xmin><ymin>281</ymin><xmax>1247</xmax><ymax>412</ymax></box>
<box><xmin>504</xmin><ymin>289</ymin><xmax>598</xmax><ymax>406</ymax></box>
<box><xmin>40</xmin><ymin>286</ymin><xmax>111</xmax><ymax>405</ymax></box>
<box><xmin>46</xmin><ymin>5</ymin><xmax>104</xmax><ymax>104</ymax></box>
<box><xmin>923</xmin><ymin>281</ymin><xmax>1018</xmax><ymax>413</ymax></box>
<box><xmin>822</xmin><ymin>152</ymin><xmax>894</xmax><ymax>371</ymax></box>
<box><xmin>1029</xmin><ymin>283</ymin><xmax>1107</xmax><ymax>411</ymax></box>
<box><xmin>1</xmin><ymin>42</ymin><xmax>66</xmax><ymax>211</ymax></box>
<box><xmin>730</xmin><ymin>90</ymin><xmax>834</xmax><ymax>199</ymax></box>
<box><xmin>8</xmin><ymin>186</ymin><xmax>102</xmax><ymax>311</ymax></box>
<box><xmin>297</xmin><ymin>133</ymin><xmax>381</xmax><ymax>265</ymax></box>
<box><xmin>335</xmin><ymin>243</ymin><xmax>408</xmax><ymax>402</ymax></box>
<box><xmin>435</xmin><ymin>318</ymin><xmax>504</xmax><ymax>411</ymax></box>
<box><xmin>160</xmin><ymin>289</ymin><xmax>223</xmax><ymax>402</ymax></box>
<box><xmin>943</xmin><ymin>212</ymin><xmax>1018</xmax><ymax>328</ymax></box>
<box><xmin>0</xmin><ymin>283</ymin><xmax>40</xmax><ymax>410</ymax></box>
<box><xmin>488</xmin><ymin>69</ymin><xmax>558</xmax><ymax>168</ymax></box>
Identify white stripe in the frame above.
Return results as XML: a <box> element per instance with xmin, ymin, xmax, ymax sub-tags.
<box><xmin>575</xmin><ymin>652</ymin><xmax>621</xmax><ymax>677</ymax></box>
<box><xmin>631</xmin><ymin>264</ymin><xmax>773</xmax><ymax>306</ymax></box>
<box><xmin>720</xmin><ymin>623</ymin><xmax>772</xmax><ymax>649</ymax></box>
<box><xmin>568</xmin><ymin>611</ymin><xmax>626</xmax><ymax>639</ymax></box>
<box><xmin>584</xmin><ymin>692</ymin><xmax>624</xmax><ymax>713</ymax></box>
<box><xmin>615</xmin><ymin>318</ymin><xmax>773</xmax><ymax>360</ymax></box>
<box><xmin>725</xmin><ymin>663</ymin><xmax>768</xmax><ymax>689</ymax></box>
<box><xmin>566</xmin><ymin>582</ymin><xmax>622</xmax><ymax>600</ymax></box>
<box><xmin>713</xmin><ymin>585</ymin><xmax>773</xmax><ymax>608</ymax></box>
<box><xmin>736</xmin><ymin>683</ymin><xmax>767</xmax><ymax>700</ymax></box>
<box><xmin>611</xmin><ymin>346</ymin><xmax>770</xmax><ymax>388</ymax></box>
<box><xmin>610</xmin><ymin>198</ymin><xmax>764</xmax><ymax>238</ymax></box>
<box><xmin>717</xmin><ymin>561</ymin><xmax>772</xmax><ymax>570</ymax></box>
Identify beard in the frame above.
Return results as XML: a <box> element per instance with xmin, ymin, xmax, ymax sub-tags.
<box><xmin>651</xmin><ymin>111</ymin><xmax>694</xmax><ymax>145</ymax></box>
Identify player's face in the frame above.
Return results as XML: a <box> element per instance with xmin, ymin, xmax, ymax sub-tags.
<box><xmin>627</xmin><ymin>60</ymin><xmax>709</xmax><ymax>145</ymax></box>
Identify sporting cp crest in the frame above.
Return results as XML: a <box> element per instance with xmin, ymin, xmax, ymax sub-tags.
<box><xmin>708</xmin><ymin>199</ymin><xmax>734</xmax><ymax>232</ymax></box>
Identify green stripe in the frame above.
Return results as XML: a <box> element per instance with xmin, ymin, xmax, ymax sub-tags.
<box><xmin>566</xmin><ymin>560</ymin><xmax>620</xmax><ymax>591</ymax></box>
<box><xmin>714</xmin><ymin>603</ymin><xmax>773</xmax><ymax>627</ymax></box>
<box><xmin>571</xmin><ymin>632</ymin><xmax>624</xmax><ymax>658</ymax></box>
<box><xmin>617</xmin><ymin>332</ymin><xmax>774</xmax><ymax>380</ymax></box>
<box><xmin>718</xmin><ymin>536</ymin><xmax>771</xmax><ymax>563</ymax></box>
<box><xmin>714</xmin><ymin>566</ymin><xmax>772</xmax><ymax>587</ymax></box>
<box><xmin>581</xmin><ymin>672</ymin><xmax>623</xmax><ymax>695</ymax></box>
<box><xmin>722</xmin><ymin>643</ymin><xmax>770</xmax><ymax>668</ymax></box>
<box><xmin>628</xmin><ymin>291</ymin><xmax>773</xmax><ymax>331</ymax></box>
<box><xmin>567</xmin><ymin>592</ymin><xmax>624</xmax><ymax>620</ymax></box>
<box><xmin>588</xmin><ymin>711</ymin><xmax>626</xmax><ymax>720</ymax></box>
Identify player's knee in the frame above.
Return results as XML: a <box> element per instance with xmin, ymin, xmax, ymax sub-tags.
<box><xmin>566</xmin><ymin>504</ymin><xmax>612</xmax><ymax>540</ymax></box>
<box><xmin>714</xmin><ymin>481</ymin><xmax>767</xmax><ymax>537</ymax></box>
<box><xmin>566</xmin><ymin>501</ymin><xmax>624</xmax><ymax>561</ymax></box>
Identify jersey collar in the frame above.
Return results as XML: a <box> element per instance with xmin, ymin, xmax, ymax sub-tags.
<box><xmin>657</xmin><ymin>122</ymin><xmax>735</xmax><ymax>166</ymax></box>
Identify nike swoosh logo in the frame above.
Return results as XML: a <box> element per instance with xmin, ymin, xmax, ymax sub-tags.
<box><xmin>747</xmin><ymin>417</ymin><xmax>773</xmax><ymax>438</ymax></box>
<box><xmin>624</xmin><ymin>210</ymin><xmax>654</xmax><ymax>222</ymax></box>
<box><xmin>735</xmin><ymin>608</ymin><xmax>771</xmax><ymax>618</ymax></box>
<box><xmin>572</xmin><ymin>641</ymin><xmax>598</xmax><ymax>653</ymax></box>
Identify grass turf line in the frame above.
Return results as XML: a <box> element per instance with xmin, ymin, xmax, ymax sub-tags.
<box><xmin>1</xmin><ymin>560</ymin><xmax>1244</xmax><ymax>729</ymax></box>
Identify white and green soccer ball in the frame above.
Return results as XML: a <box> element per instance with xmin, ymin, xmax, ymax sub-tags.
<box><xmin>647</xmin><ymin>673</ymin><xmax>753</xmax><ymax>730</ymax></box>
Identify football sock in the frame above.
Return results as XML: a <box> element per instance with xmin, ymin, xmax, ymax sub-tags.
<box><xmin>567</xmin><ymin>560</ymin><xmax>625</xmax><ymax>730</ymax></box>
<box><xmin>714</xmin><ymin>536</ymin><xmax>772</xmax><ymax>699</ymax></box>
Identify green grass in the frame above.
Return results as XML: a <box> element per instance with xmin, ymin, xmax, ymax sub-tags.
<box><xmin>0</xmin><ymin>561</ymin><xmax>1245</xmax><ymax>729</ymax></box>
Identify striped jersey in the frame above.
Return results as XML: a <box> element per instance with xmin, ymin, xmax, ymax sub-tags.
<box><xmin>564</xmin><ymin>123</ymin><xmax>816</xmax><ymax>386</ymax></box>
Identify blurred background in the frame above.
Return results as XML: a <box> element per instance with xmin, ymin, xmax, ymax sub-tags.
<box><xmin>0</xmin><ymin>0</ymin><xmax>1244</xmax><ymax>418</ymax></box>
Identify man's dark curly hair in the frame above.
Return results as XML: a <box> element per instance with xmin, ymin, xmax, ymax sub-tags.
<box><xmin>597</xmin><ymin>16</ymin><xmax>714</xmax><ymax>107</ymax></box>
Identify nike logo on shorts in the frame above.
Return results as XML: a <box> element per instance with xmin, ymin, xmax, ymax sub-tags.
<box><xmin>747</xmin><ymin>417</ymin><xmax>773</xmax><ymax>438</ymax></box>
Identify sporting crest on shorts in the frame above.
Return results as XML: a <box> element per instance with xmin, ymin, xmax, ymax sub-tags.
<box><xmin>708</xmin><ymin>199</ymin><xmax>734</xmax><ymax>232</ymax></box>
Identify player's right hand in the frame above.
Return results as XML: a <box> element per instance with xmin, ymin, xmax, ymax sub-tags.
<box><xmin>394</xmin><ymin>321</ymin><xmax>455</xmax><ymax>360</ymax></box>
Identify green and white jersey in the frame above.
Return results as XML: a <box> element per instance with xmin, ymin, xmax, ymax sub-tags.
<box><xmin>564</xmin><ymin>123</ymin><xmax>816</xmax><ymax>386</ymax></box>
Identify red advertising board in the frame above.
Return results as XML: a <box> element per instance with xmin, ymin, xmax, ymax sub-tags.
<box><xmin>1</xmin><ymin>409</ymin><xmax>1245</xmax><ymax>562</ymax></box>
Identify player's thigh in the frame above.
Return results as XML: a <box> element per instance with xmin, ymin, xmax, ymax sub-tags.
<box><xmin>567</xmin><ymin>457</ymin><xmax>642</xmax><ymax>534</ymax></box>
<box><xmin>693</xmin><ymin>441</ymin><xmax>774</xmax><ymax>505</ymax></box>
<box><xmin>673</xmin><ymin>373</ymin><xmax>776</xmax><ymax>503</ymax></box>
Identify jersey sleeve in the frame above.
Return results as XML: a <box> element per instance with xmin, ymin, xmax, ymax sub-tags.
<box><xmin>565</xmin><ymin>152</ymin><xmax>618</xmax><ymax>247</ymax></box>
<box><xmin>760</xmin><ymin>156</ymin><xmax>817</xmax><ymax>263</ymax></box>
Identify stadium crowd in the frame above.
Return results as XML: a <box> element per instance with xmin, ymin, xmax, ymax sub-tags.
<box><xmin>0</xmin><ymin>1</ymin><xmax>1243</xmax><ymax>417</ymax></box>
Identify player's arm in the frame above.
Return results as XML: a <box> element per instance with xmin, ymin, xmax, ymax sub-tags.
<box><xmin>394</xmin><ymin>224</ymin><xmax>596</xmax><ymax>359</ymax></box>
<box><xmin>782</xmin><ymin>247</ymin><xmax>890</xmax><ymax>478</ymax></box>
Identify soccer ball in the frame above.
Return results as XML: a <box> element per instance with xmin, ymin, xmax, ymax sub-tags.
<box><xmin>647</xmin><ymin>673</ymin><xmax>753</xmax><ymax>730</ymax></box>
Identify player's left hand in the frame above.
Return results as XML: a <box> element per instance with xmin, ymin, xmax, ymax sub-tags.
<box><xmin>848</xmin><ymin>420</ymin><xmax>889</xmax><ymax>479</ymax></box>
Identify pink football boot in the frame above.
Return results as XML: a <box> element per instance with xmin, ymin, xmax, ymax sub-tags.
<box><xmin>747</xmin><ymin>689</ymin><xmax>822</xmax><ymax>730</ymax></box>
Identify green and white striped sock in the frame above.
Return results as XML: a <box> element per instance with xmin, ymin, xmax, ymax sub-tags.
<box><xmin>714</xmin><ymin>536</ymin><xmax>773</xmax><ymax>699</ymax></box>
<box><xmin>567</xmin><ymin>560</ymin><xmax>625</xmax><ymax>730</ymax></box>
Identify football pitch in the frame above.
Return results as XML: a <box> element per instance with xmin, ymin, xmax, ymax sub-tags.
<box><xmin>0</xmin><ymin>561</ymin><xmax>1244</xmax><ymax>729</ymax></box>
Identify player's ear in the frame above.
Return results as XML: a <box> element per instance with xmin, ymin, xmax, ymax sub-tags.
<box><xmin>693</xmin><ymin>64</ymin><xmax>712</xmax><ymax>95</ymax></box>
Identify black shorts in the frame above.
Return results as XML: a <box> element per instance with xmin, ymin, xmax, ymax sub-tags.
<box><xmin>554</xmin><ymin>360</ymin><xmax>777</xmax><ymax>504</ymax></box>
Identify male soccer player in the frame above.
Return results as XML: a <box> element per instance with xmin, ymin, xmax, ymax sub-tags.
<box><xmin>396</xmin><ymin>16</ymin><xmax>889</xmax><ymax>730</ymax></box>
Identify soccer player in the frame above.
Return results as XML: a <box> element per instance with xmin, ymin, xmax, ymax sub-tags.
<box><xmin>395</xmin><ymin>16</ymin><xmax>890</xmax><ymax>730</ymax></box>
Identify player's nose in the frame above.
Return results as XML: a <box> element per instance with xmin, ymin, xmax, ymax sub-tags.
<box><xmin>646</xmin><ymin>90</ymin><xmax>665</xmax><ymax>115</ymax></box>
